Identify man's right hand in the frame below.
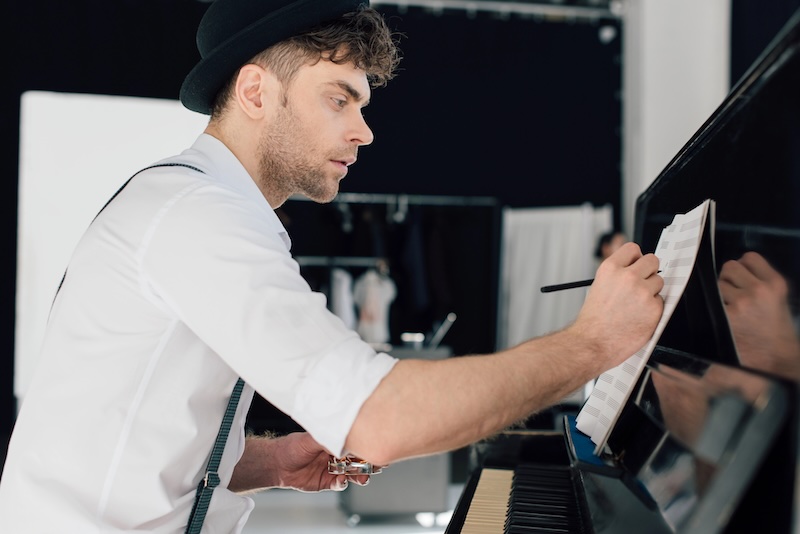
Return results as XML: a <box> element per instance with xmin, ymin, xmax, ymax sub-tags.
<box><xmin>570</xmin><ymin>241</ymin><xmax>664</xmax><ymax>372</ymax></box>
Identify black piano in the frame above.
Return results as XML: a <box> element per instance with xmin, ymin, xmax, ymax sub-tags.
<box><xmin>447</xmin><ymin>7</ymin><xmax>800</xmax><ymax>534</ymax></box>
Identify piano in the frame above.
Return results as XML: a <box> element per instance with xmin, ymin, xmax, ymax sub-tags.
<box><xmin>447</xmin><ymin>7</ymin><xmax>800</xmax><ymax>534</ymax></box>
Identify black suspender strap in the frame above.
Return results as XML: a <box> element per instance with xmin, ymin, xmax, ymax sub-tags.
<box><xmin>185</xmin><ymin>377</ymin><xmax>246</xmax><ymax>534</ymax></box>
<box><xmin>95</xmin><ymin>163</ymin><xmax>205</xmax><ymax>220</ymax></box>
<box><xmin>53</xmin><ymin>162</ymin><xmax>247</xmax><ymax>532</ymax></box>
<box><xmin>55</xmin><ymin>162</ymin><xmax>205</xmax><ymax>296</ymax></box>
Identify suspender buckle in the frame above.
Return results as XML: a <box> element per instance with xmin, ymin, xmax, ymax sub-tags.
<box><xmin>202</xmin><ymin>471</ymin><xmax>220</xmax><ymax>489</ymax></box>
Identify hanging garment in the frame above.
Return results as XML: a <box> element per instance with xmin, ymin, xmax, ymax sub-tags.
<box><xmin>353</xmin><ymin>269</ymin><xmax>397</xmax><ymax>344</ymax></box>
<box><xmin>330</xmin><ymin>267</ymin><xmax>357</xmax><ymax>330</ymax></box>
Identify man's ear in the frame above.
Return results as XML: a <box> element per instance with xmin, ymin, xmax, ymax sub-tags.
<box><xmin>235</xmin><ymin>64</ymin><xmax>276</xmax><ymax>119</ymax></box>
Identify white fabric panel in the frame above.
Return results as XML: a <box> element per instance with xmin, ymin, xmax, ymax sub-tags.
<box><xmin>497</xmin><ymin>203</ymin><xmax>613</xmax><ymax>350</ymax></box>
<box><xmin>331</xmin><ymin>267</ymin><xmax>357</xmax><ymax>330</ymax></box>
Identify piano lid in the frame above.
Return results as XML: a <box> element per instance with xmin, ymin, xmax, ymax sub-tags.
<box><xmin>634</xmin><ymin>7</ymin><xmax>800</xmax><ymax>383</ymax></box>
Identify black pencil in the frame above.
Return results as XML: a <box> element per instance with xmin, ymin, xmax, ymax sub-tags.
<box><xmin>541</xmin><ymin>270</ymin><xmax>662</xmax><ymax>293</ymax></box>
<box><xmin>540</xmin><ymin>278</ymin><xmax>594</xmax><ymax>293</ymax></box>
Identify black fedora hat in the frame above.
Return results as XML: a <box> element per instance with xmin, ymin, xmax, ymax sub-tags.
<box><xmin>180</xmin><ymin>0</ymin><xmax>367</xmax><ymax>115</ymax></box>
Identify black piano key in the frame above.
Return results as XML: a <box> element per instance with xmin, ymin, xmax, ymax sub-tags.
<box><xmin>507</xmin><ymin>512</ymin><xmax>574</xmax><ymax>526</ymax></box>
<box><xmin>506</xmin><ymin>527</ymin><xmax>573</xmax><ymax>533</ymax></box>
<box><xmin>503</xmin><ymin>463</ymin><xmax>586</xmax><ymax>534</ymax></box>
<box><xmin>454</xmin><ymin>463</ymin><xmax>587</xmax><ymax>533</ymax></box>
<box><xmin>509</xmin><ymin>502</ymin><xmax>567</xmax><ymax>512</ymax></box>
<box><xmin>512</xmin><ymin>496</ymin><xmax>572</xmax><ymax>503</ymax></box>
<box><xmin>507</xmin><ymin>504</ymin><xmax>572</xmax><ymax>517</ymax></box>
<box><xmin>506</xmin><ymin>513</ymin><xmax>573</xmax><ymax>527</ymax></box>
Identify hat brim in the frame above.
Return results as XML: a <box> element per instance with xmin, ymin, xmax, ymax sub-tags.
<box><xmin>180</xmin><ymin>0</ymin><xmax>365</xmax><ymax>115</ymax></box>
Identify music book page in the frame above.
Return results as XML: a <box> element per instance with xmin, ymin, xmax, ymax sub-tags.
<box><xmin>575</xmin><ymin>199</ymin><xmax>714</xmax><ymax>454</ymax></box>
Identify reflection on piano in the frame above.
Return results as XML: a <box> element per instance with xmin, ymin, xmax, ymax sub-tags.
<box><xmin>447</xmin><ymin>7</ymin><xmax>800</xmax><ymax>534</ymax></box>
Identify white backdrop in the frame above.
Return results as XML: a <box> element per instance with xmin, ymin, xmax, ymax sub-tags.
<box><xmin>15</xmin><ymin>91</ymin><xmax>208</xmax><ymax>405</ymax></box>
<box><xmin>497</xmin><ymin>203</ymin><xmax>613</xmax><ymax>349</ymax></box>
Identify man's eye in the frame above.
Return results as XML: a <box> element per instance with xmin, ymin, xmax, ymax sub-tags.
<box><xmin>333</xmin><ymin>98</ymin><xmax>347</xmax><ymax>108</ymax></box>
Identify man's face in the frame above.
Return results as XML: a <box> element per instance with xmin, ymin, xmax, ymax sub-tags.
<box><xmin>257</xmin><ymin>58</ymin><xmax>374</xmax><ymax>204</ymax></box>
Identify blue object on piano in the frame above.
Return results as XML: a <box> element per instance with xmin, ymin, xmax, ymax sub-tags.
<box><xmin>566</xmin><ymin>414</ymin><xmax>605</xmax><ymax>465</ymax></box>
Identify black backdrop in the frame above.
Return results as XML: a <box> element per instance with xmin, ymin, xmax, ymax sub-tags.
<box><xmin>341</xmin><ymin>5</ymin><xmax>623</xmax><ymax>206</ymax></box>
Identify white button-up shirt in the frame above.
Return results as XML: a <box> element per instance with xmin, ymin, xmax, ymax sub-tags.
<box><xmin>0</xmin><ymin>134</ymin><xmax>397</xmax><ymax>533</ymax></box>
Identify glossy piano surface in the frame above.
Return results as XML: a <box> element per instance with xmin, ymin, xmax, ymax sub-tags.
<box><xmin>635</xmin><ymin>8</ymin><xmax>800</xmax><ymax>383</ymax></box>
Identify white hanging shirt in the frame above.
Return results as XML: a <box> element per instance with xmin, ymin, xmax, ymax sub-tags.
<box><xmin>330</xmin><ymin>267</ymin><xmax>357</xmax><ymax>330</ymax></box>
<box><xmin>353</xmin><ymin>269</ymin><xmax>397</xmax><ymax>344</ymax></box>
<box><xmin>0</xmin><ymin>134</ymin><xmax>397</xmax><ymax>533</ymax></box>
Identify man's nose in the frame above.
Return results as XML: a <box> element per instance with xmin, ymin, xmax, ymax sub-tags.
<box><xmin>350</xmin><ymin>113</ymin><xmax>374</xmax><ymax>147</ymax></box>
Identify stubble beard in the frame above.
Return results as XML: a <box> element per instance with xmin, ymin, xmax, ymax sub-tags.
<box><xmin>257</xmin><ymin>106</ymin><xmax>341</xmax><ymax>205</ymax></box>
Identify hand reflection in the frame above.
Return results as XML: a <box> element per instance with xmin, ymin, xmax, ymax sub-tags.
<box><xmin>718</xmin><ymin>251</ymin><xmax>800</xmax><ymax>381</ymax></box>
<box><xmin>650</xmin><ymin>362</ymin><xmax>770</xmax><ymax>501</ymax></box>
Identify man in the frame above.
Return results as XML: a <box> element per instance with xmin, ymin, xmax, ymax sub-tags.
<box><xmin>0</xmin><ymin>0</ymin><xmax>664</xmax><ymax>532</ymax></box>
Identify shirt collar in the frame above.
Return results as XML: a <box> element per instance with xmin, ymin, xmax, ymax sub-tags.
<box><xmin>184</xmin><ymin>134</ymin><xmax>292</xmax><ymax>251</ymax></box>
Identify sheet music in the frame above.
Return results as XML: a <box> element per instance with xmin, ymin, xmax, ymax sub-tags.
<box><xmin>575</xmin><ymin>199</ymin><xmax>714</xmax><ymax>454</ymax></box>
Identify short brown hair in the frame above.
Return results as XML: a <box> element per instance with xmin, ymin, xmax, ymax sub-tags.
<box><xmin>210</xmin><ymin>5</ymin><xmax>401</xmax><ymax>117</ymax></box>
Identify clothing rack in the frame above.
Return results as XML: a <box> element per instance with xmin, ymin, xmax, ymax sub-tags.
<box><xmin>294</xmin><ymin>256</ymin><xmax>384</xmax><ymax>268</ymax></box>
<box><xmin>285</xmin><ymin>193</ymin><xmax>501</xmax><ymax>358</ymax></box>
<box><xmin>288</xmin><ymin>192</ymin><xmax>497</xmax><ymax>207</ymax></box>
<box><xmin>371</xmin><ymin>0</ymin><xmax>618</xmax><ymax>21</ymax></box>
<box><xmin>287</xmin><ymin>192</ymin><xmax>499</xmax><ymax>225</ymax></box>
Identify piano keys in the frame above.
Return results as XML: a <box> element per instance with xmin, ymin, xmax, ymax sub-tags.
<box><xmin>466</xmin><ymin>464</ymin><xmax>588</xmax><ymax>533</ymax></box>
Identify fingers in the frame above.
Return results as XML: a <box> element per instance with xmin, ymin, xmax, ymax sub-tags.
<box><xmin>643</xmin><ymin>260</ymin><xmax>665</xmax><ymax>296</ymax></box>
<box><xmin>330</xmin><ymin>474</ymin><xmax>370</xmax><ymax>491</ymax></box>
<box><xmin>603</xmin><ymin>241</ymin><xmax>643</xmax><ymax>267</ymax></box>
<box><xmin>720</xmin><ymin>255</ymin><xmax>756</xmax><ymax>288</ymax></box>
<box><xmin>349</xmin><ymin>474</ymin><xmax>370</xmax><ymax>486</ymax></box>
<box><xmin>635</xmin><ymin>253</ymin><xmax>662</xmax><ymax>285</ymax></box>
<box><xmin>738</xmin><ymin>251</ymin><xmax>779</xmax><ymax>282</ymax></box>
<box><xmin>602</xmin><ymin>242</ymin><xmax>660</xmax><ymax>281</ymax></box>
<box><xmin>331</xmin><ymin>475</ymin><xmax>348</xmax><ymax>491</ymax></box>
<box><xmin>719</xmin><ymin>259</ymin><xmax>750</xmax><ymax>301</ymax></box>
<box><xmin>720</xmin><ymin>252</ymin><xmax>780</xmax><ymax>289</ymax></box>
<box><xmin>721</xmin><ymin>251</ymin><xmax>778</xmax><ymax>285</ymax></box>
<box><xmin>599</xmin><ymin>242</ymin><xmax>661</xmax><ymax>295</ymax></box>
<box><xmin>719</xmin><ymin>252</ymin><xmax>789</xmax><ymax>306</ymax></box>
